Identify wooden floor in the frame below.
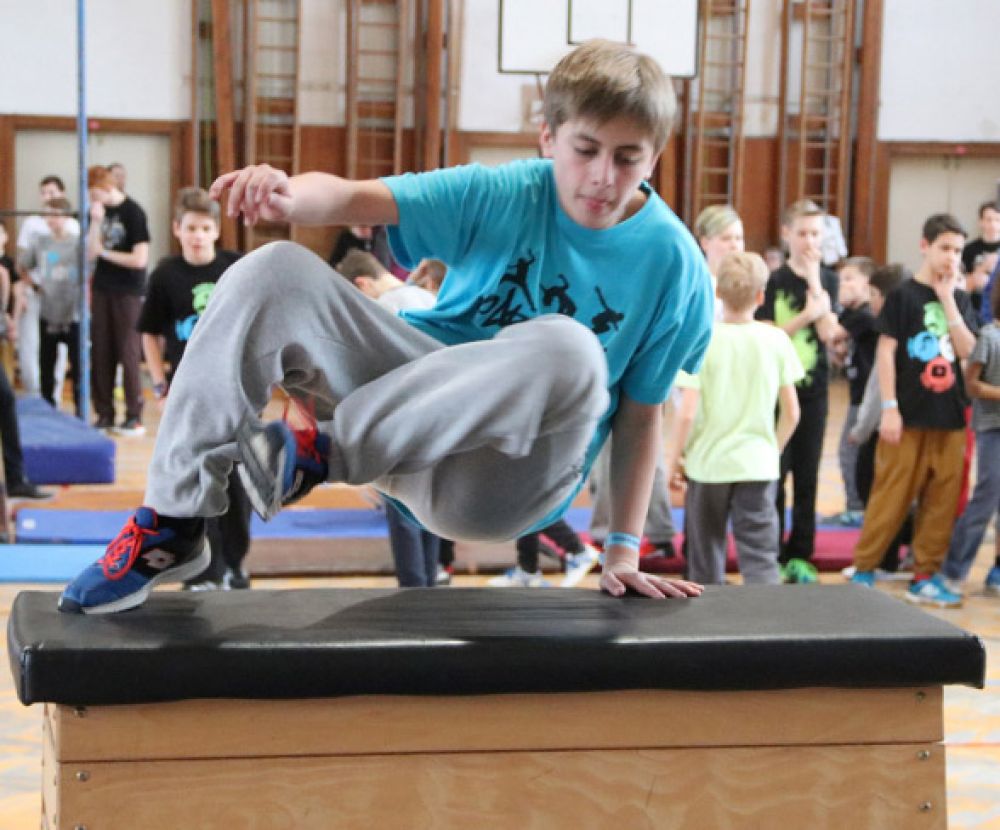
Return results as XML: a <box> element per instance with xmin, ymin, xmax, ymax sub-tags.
<box><xmin>0</xmin><ymin>380</ymin><xmax>997</xmax><ymax>828</ymax></box>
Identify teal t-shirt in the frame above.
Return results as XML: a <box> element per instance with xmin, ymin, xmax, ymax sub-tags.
<box><xmin>675</xmin><ymin>321</ymin><xmax>804</xmax><ymax>483</ymax></box>
<box><xmin>382</xmin><ymin>159</ymin><xmax>713</xmax><ymax>528</ymax></box>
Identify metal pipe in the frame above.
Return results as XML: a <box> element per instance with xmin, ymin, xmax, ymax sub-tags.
<box><xmin>77</xmin><ymin>0</ymin><xmax>91</xmax><ymax>422</ymax></box>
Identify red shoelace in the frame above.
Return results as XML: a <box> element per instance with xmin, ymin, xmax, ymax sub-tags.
<box><xmin>284</xmin><ymin>397</ymin><xmax>323</xmax><ymax>464</ymax></box>
<box><xmin>100</xmin><ymin>514</ymin><xmax>157</xmax><ymax>580</ymax></box>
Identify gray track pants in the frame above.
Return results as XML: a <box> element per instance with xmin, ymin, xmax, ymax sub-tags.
<box><xmin>145</xmin><ymin>242</ymin><xmax>609</xmax><ymax>542</ymax></box>
<box><xmin>684</xmin><ymin>479</ymin><xmax>781</xmax><ymax>584</ymax></box>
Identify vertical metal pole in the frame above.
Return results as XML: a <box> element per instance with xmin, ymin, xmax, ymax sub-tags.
<box><xmin>76</xmin><ymin>0</ymin><xmax>91</xmax><ymax>421</ymax></box>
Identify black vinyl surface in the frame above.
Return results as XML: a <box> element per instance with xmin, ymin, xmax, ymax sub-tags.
<box><xmin>8</xmin><ymin>585</ymin><xmax>986</xmax><ymax>705</ymax></box>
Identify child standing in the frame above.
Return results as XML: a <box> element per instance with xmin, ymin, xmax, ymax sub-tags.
<box><xmin>60</xmin><ymin>39</ymin><xmax>713</xmax><ymax>614</ymax></box>
<box><xmin>849</xmin><ymin>264</ymin><xmax>912</xmax><ymax>577</ymax></box>
<box><xmin>851</xmin><ymin>214</ymin><xmax>979</xmax><ymax>607</ymax></box>
<box><xmin>16</xmin><ymin>197</ymin><xmax>82</xmax><ymax>415</ymax></box>
<box><xmin>137</xmin><ymin>188</ymin><xmax>250</xmax><ymax>591</ymax></box>
<box><xmin>938</xmin><ymin>285</ymin><xmax>1000</xmax><ymax>596</ymax></box>
<box><xmin>756</xmin><ymin>200</ymin><xmax>839</xmax><ymax>582</ymax></box>
<box><xmin>827</xmin><ymin>256</ymin><xmax>876</xmax><ymax>526</ymax></box>
<box><xmin>668</xmin><ymin>252</ymin><xmax>802</xmax><ymax>584</ymax></box>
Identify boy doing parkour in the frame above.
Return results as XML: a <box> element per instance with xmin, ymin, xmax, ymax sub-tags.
<box><xmin>60</xmin><ymin>39</ymin><xmax>713</xmax><ymax>614</ymax></box>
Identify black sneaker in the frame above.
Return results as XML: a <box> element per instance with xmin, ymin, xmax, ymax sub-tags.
<box><xmin>7</xmin><ymin>481</ymin><xmax>54</xmax><ymax>500</ymax></box>
<box><xmin>93</xmin><ymin>417</ymin><xmax>114</xmax><ymax>430</ymax></box>
<box><xmin>224</xmin><ymin>567</ymin><xmax>251</xmax><ymax>590</ymax></box>
<box><xmin>58</xmin><ymin>507</ymin><xmax>209</xmax><ymax>614</ymax></box>
<box><xmin>237</xmin><ymin>401</ymin><xmax>330</xmax><ymax>521</ymax></box>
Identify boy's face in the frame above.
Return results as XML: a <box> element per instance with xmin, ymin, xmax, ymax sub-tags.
<box><xmin>920</xmin><ymin>231</ymin><xmax>965</xmax><ymax>279</ymax></box>
<box><xmin>40</xmin><ymin>182</ymin><xmax>63</xmax><ymax>203</ymax></box>
<box><xmin>700</xmin><ymin>220</ymin><xmax>744</xmax><ymax>273</ymax></box>
<box><xmin>980</xmin><ymin>207</ymin><xmax>1000</xmax><ymax>242</ymax></box>
<box><xmin>89</xmin><ymin>186</ymin><xmax>112</xmax><ymax>206</ymax></box>
<box><xmin>540</xmin><ymin>116</ymin><xmax>659</xmax><ymax>230</ymax></box>
<box><xmin>173</xmin><ymin>211</ymin><xmax>220</xmax><ymax>263</ymax></box>
<box><xmin>837</xmin><ymin>265</ymin><xmax>870</xmax><ymax>308</ymax></box>
<box><xmin>781</xmin><ymin>215</ymin><xmax>824</xmax><ymax>263</ymax></box>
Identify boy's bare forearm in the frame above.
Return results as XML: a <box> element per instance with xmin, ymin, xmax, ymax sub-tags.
<box><xmin>775</xmin><ymin>384</ymin><xmax>801</xmax><ymax>451</ymax></box>
<box><xmin>608</xmin><ymin>398</ymin><xmax>662</xmax><ymax>562</ymax></box>
<box><xmin>287</xmin><ymin>174</ymin><xmax>399</xmax><ymax>227</ymax></box>
<box><xmin>141</xmin><ymin>334</ymin><xmax>167</xmax><ymax>386</ymax></box>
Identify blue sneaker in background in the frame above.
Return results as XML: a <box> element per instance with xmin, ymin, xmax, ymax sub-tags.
<box><xmin>58</xmin><ymin>508</ymin><xmax>209</xmax><ymax>614</ymax></box>
<box><xmin>850</xmin><ymin>570</ymin><xmax>876</xmax><ymax>588</ymax></box>
<box><xmin>984</xmin><ymin>566</ymin><xmax>1000</xmax><ymax>597</ymax></box>
<box><xmin>904</xmin><ymin>574</ymin><xmax>962</xmax><ymax>609</ymax></box>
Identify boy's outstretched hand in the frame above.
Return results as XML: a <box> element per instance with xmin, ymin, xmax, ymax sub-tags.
<box><xmin>209</xmin><ymin>164</ymin><xmax>295</xmax><ymax>226</ymax></box>
<box><xmin>600</xmin><ymin>558</ymin><xmax>703</xmax><ymax>600</ymax></box>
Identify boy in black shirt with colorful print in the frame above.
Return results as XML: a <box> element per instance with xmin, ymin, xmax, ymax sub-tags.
<box><xmin>851</xmin><ymin>214</ymin><xmax>978</xmax><ymax>607</ymax></box>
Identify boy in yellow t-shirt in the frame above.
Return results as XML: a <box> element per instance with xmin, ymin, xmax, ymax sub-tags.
<box><xmin>667</xmin><ymin>252</ymin><xmax>803</xmax><ymax>584</ymax></box>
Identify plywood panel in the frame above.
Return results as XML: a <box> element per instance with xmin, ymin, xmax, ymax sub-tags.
<box><xmin>50</xmin><ymin>743</ymin><xmax>947</xmax><ymax>830</ymax></box>
<box><xmin>53</xmin><ymin>687</ymin><xmax>942</xmax><ymax>762</ymax></box>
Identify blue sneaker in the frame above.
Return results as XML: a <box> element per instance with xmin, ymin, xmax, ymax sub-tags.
<box><xmin>58</xmin><ymin>508</ymin><xmax>209</xmax><ymax>614</ymax></box>
<box><xmin>237</xmin><ymin>402</ymin><xmax>330</xmax><ymax>521</ymax></box>
<box><xmin>850</xmin><ymin>570</ymin><xmax>876</xmax><ymax>587</ymax></box>
<box><xmin>985</xmin><ymin>566</ymin><xmax>1000</xmax><ymax>597</ymax></box>
<box><xmin>904</xmin><ymin>574</ymin><xmax>963</xmax><ymax>609</ymax></box>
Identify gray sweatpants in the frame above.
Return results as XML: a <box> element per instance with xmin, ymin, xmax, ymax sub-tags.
<box><xmin>145</xmin><ymin>242</ymin><xmax>609</xmax><ymax>542</ymax></box>
<box><xmin>684</xmin><ymin>479</ymin><xmax>780</xmax><ymax>584</ymax></box>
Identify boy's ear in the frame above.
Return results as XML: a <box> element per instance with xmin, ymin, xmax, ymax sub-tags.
<box><xmin>353</xmin><ymin>275</ymin><xmax>378</xmax><ymax>298</ymax></box>
<box><xmin>779</xmin><ymin>224</ymin><xmax>791</xmax><ymax>244</ymax></box>
<box><xmin>539</xmin><ymin>121</ymin><xmax>555</xmax><ymax>158</ymax></box>
<box><xmin>645</xmin><ymin>151</ymin><xmax>662</xmax><ymax>181</ymax></box>
<box><xmin>919</xmin><ymin>237</ymin><xmax>930</xmax><ymax>256</ymax></box>
<box><xmin>171</xmin><ymin>220</ymin><xmax>182</xmax><ymax>240</ymax></box>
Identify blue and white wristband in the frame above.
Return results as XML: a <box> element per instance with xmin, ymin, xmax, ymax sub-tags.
<box><xmin>606</xmin><ymin>532</ymin><xmax>641</xmax><ymax>552</ymax></box>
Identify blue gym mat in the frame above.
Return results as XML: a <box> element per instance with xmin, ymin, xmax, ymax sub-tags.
<box><xmin>0</xmin><ymin>545</ymin><xmax>106</xmax><ymax>582</ymax></box>
<box><xmin>17</xmin><ymin>398</ymin><xmax>116</xmax><ymax>485</ymax></box>
<box><xmin>14</xmin><ymin>506</ymin><xmax>596</xmax><ymax>545</ymax></box>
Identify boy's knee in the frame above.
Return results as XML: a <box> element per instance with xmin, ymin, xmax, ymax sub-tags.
<box><xmin>505</xmin><ymin>315</ymin><xmax>607</xmax><ymax>386</ymax></box>
<box><xmin>219</xmin><ymin>241</ymin><xmax>340</xmax><ymax>301</ymax></box>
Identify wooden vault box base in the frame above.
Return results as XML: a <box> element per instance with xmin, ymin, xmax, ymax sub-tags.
<box><xmin>42</xmin><ymin>686</ymin><xmax>947</xmax><ymax>829</ymax></box>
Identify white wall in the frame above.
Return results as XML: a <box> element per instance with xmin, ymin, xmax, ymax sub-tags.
<box><xmin>879</xmin><ymin>0</ymin><xmax>1000</xmax><ymax>141</ymax></box>
<box><xmin>0</xmin><ymin>0</ymin><xmax>191</xmax><ymax>120</ymax></box>
<box><xmin>3</xmin><ymin>0</ymin><xmax>999</xmax><ymax>145</ymax></box>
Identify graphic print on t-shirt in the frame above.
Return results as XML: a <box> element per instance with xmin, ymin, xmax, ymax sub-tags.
<box><xmin>774</xmin><ymin>289</ymin><xmax>819</xmax><ymax>385</ymax></box>
<box><xmin>102</xmin><ymin>215</ymin><xmax>127</xmax><ymax>250</ymax></box>
<box><xmin>474</xmin><ymin>250</ymin><xmax>625</xmax><ymax>343</ymax></box>
<box><xmin>907</xmin><ymin>299</ymin><xmax>956</xmax><ymax>393</ymax></box>
<box><xmin>174</xmin><ymin>281</ymin><xmax>218</xmax><ymax>343</ymax></box>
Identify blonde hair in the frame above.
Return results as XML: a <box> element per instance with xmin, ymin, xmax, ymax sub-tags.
<box><xmin>543</xmin><ymin>39</ymin><xmax>676</xmax><ymax>150</ymax></box>
<box><xmin>694</xmin><ymin>204</ymin><xmax>741</xmax><ymax>240</ymax></box>
<box><xmin>717</xmin><ymin>252</ymin><xmax>769</xmax><ymax>312</ymax></box>
<box><xmin>781</xmin><ymin>199</ymin><xmax>824</xmax><ymax>227</ymax></box>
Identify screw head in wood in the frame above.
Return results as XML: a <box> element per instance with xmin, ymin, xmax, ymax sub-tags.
<box><xmin>75</xmin><ymin>771</ymin><xmax>90</xmax><ymax>782</ymax></box>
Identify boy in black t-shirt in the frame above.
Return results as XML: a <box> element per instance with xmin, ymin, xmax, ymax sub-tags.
<box><xmin>137</xmin><ymin>188</ymin><xmax>249</xmax><ymax>591</ymax></box>
<box><xmin>756</xmin><ymin>200</ymin><xmax>839</xmax><ymax>583</ymax></box>
<box><xmin>851</xmin><ymin>214</ymin><xmax>979</xmax><ymax>607</ymax></box>
<box><xmin>827</xmin><ymin>257</ymin><xmax>876</xmax><ymax>526</ymax></box>
<box><xmin>87</xmin><ymin>165</ymin><xmax>150</xmax><ymax>435</ymax></box>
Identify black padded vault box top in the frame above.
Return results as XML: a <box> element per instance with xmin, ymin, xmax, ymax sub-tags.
<box><xmin>8</xmin><ymin>585</ymin><xmax>986</xmax><ymax>705</ymax></box>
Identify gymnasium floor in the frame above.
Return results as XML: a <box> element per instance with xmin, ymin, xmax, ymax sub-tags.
<box><xmin>0</xmin><ymin>379</ymin><xmax>996</xmax><ymax>827</ymax></box>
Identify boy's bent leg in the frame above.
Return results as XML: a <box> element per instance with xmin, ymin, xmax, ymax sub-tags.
<box><xmin>339</xmin><ymin>316</ymin><xmax>609</xmax><ymax>541</ymax></box>
<box><xmin>62</xmin><ymin>242</ymin><xmax>438</xmax><ymax>614</ymax></box>
<box><xmin>147</xmin><ymin>241</ymin><xmax>443</xmax><ymax>519</ymax></box>
<box><xmin>731</xmin><ymin>481</ymin><xmax>781</xmax><ymax>584</ymax></box>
